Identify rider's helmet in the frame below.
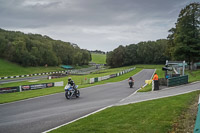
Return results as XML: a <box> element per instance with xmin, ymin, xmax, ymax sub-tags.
<box><xmin>68</xmin><ymin>77</ymin><xmax>72</xmax><ymax>82</ymax></box>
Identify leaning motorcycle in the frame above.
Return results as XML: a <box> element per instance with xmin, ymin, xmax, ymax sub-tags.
<box><xmin>128</xmin><ymin>80</ymin><xmax>134</xmax><ymax>88</ymax></box>
<box><xmin>64</xmin><ymin>85</ymin><xmax>80</xmax><ymax>99</ymax></box>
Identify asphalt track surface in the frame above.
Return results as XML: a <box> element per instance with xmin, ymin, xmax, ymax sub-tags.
<box><xmin>0</xmin><ymin>69</ymin><xmax>154</xmax><ymax>133</ymax></box>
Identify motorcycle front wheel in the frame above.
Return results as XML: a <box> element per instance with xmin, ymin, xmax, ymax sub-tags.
<box><xmin>76</xmin><ymin>90</ymin><xmax>80</xmax><ymax>98</ymax></box>
<box><xmin>65</xmin><ymin>90</ymin><xmax>71</xmax><ymax>99</ymax></box>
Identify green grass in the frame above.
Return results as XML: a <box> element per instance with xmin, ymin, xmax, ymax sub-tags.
<box><xmin>186</xmin><ymin>69</ymin><xmax>200</xmax><ymax>82</ymax></box>
<box><xmin>0</xmin><ymin>66</ymin><xmax>141</xmax><ymax>103</ymax></box>
<box><xmin>139</xmin><ymin>83</ymin><xmax>152</xmax><ymax>92</ymax></box>
<box><xmin>91</xmin><ymin>53</ymin><xmax>106</xmax><ymax>64</ymax></box>
<box><xmin>0</xmin><ymin>58</ymin><xmax>65</xmax><ymax>77</ymax></box>
<box><xmin>50</xmin><ymin>91</ymin><xmax>200</xmax><ymax>133</ymax></box>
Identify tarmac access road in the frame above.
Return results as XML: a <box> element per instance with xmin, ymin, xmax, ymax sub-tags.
<box><xmin>0</xmin><ymin>69</ymin><xmax>155</xmax><ymax>133</ymax></box>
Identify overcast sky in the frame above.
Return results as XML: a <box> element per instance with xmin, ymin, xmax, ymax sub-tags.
<box><xmin>0</xmin><ymin>0</ymin><xmax>199</xmax><ymax>51</ymax></box>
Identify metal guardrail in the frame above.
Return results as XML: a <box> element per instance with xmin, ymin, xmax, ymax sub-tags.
<box><xmin>194</xmin><ymin>95</ymin><xmax>200</xmax><ymax>133</ymax></box>
<box><xmin>0</xmin><ymin>71</ymin><xmax>66</xmax><ymax>80</ymax></box>
<box><xmin>89</xmin><ymin>67</ymin><xmax>135</xmax><ymax>84</ymax></box>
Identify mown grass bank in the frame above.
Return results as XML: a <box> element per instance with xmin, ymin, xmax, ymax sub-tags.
<box><xmin>0</xmin><ymin>52</ymin><xmax>106</xmax><ymax>77</ymax></box>
<box><xmin>91</xmin><ymin>53</ymin><xmax>106</xmax><ymax>64</ymax></box>
<box><xmin>0</xmin><ymin>58</ymin><xmax>65</xmax><ymax>77</ymax></box>
<box><xmin>0</xmin><ymin>66</ymin><xmax>141</xmax><ymax>104</ymax></box>
<box><xmin>50</xmin><ymin>91</ymin><xmax>199</xmax><ymax>133</ymax></box>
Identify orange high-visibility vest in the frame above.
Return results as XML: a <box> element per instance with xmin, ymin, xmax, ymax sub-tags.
<box><xmin>153</xmin><ymin>74</ymin><xmax>158</xmax><ymax>80</ymax></box>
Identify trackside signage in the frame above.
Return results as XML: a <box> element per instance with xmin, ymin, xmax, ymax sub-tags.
<box><xmin>0</xmin><ymin>81</ymin><xmax>63</xmax><ymax>94</ymax></box>
<box><xmin>21</xmin><ymin>83</ymin><xmax>54</xmax><ymax>91</ymax></box>
<box><xmin>0</xmin><ymin>87</ymin><xmax>20</xmax><ymax>93</ymax></box>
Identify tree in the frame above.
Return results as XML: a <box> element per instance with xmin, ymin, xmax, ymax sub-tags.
<box><xmin>0</xmin><ymin>28</ymin><xmax>92</xmax><ymax>67</ymax></box>
<box><xmin>124</xmin><ymin>44</ymin><xmax>138</xmax><ymax>65</ymax></box>
<box><xmin>170</xmin><ymin>2</ymin><xmax>200</xmax><ymax>69</ymax></box>
<box><xmin>106</xmin><ymin>45</ymin><xmax>125</xmax><ymax>68</ymax></box>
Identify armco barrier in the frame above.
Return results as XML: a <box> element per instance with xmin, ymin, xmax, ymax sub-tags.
<box><xmin>94</xmin><ymin>77</ymin><xmax>98</xmax><ymax>82</ymax></box>
<box><xmin>98</xmin><ymin>77</ymin><xmax>102</xmax><ymax>82</ymax></box>
<box><xmin>90</xmin><ymin>78</ymin><xmax>95</xmax><ymax>84</ymax></box>
<box><xmin>89</xmin><ymin>67</ymin><xmax>135</xmax><ymax>84</ymax></box>
<box><xmin>110</xmin><ymin>74</ymin><xmax>117</xmax><ymax>78</ymax></box>
<box><xmin>102</xmin><ymin>75</ymin><xmax>109</xmax><ymax>80</ymax></box>
<box><xmin>194</xmin><ymin>95</ymin><xmax>200</xmax><ymax>133</ymax></box>
<box><xmin>0</xmin><ymin>71</ymin><xmax>66</xmax><ymax>80</ymax></box>
<box><xmin>167</xmin><ymin>75</ymin><xmax>188</xmax><ymax>87</ymax></box>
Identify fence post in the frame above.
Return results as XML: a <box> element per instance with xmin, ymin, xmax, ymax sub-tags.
<box><xmin>19</xmin><ymin>86</ymin><xmax>22</xmax><ymax>92</ymax></box>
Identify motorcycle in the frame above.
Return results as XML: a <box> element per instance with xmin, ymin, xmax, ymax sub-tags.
<box><xmin>64</xmin><ymin>84</ymin><xmax>80</xmax><ymax>99</ymax></box>
<box><xmin>128</xmin><ymin>80</ymin><xmax>134</xmax><ymax>88</ymax></box>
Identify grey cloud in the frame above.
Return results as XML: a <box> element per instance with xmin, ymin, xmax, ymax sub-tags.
<box><xmin>0</xmin><ymin>0</ymin><xmax>199</xmax><ymax>51</ymax></box>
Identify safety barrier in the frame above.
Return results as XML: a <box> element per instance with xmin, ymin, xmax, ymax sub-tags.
<box><xmin>0</xmin><ymin>66</ymin><xmax>101</xmax><ymax>80</ymax></box>
<box><xmin>0</xmin><ymin>71</ymin><xmax>66</xmax><ymax>80</ymax></box>
<box><xmin>0</xmin><ymin>81</ymin><xmax>63</xmax><ymax>94</ymax></box>
<box><xmin>167</xmin><ymin>75</ymin><xmax>188</xmax><ymax>87</ymax></box>
<box><xmin>194</xmin><ymin>95</ymin><xmax>200</xmax><ymax>133</ymax></box>
<box><xmin>89</xmin><ymin>67</ymin><xmax>135</xmax><ymax>84</ymax></box>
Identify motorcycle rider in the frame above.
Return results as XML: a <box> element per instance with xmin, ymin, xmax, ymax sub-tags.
<box><xmin>68</xmin><ymin>77</ymin><xmax>77</xmax><ymax>93</ymax></box>
<box><xmin>128</xmin><ymin>77</ymin><xmax>134</xmax><ymax>88</ymax></box>
<box><xmin>129</xmin><ymin>77</ymin><xmax>134</xmax><ymax>82</ymax></box>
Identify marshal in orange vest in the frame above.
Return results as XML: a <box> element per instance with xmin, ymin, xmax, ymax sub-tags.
<box><xmin>153</xmin><ymin>73</ymin><xmax>158</xmax><ymax>80</ymax></box>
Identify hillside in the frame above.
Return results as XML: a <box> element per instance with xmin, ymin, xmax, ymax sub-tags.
<box><xmin>0</xmin><ymin>58</ymin><xmax>64</xmax><ymax>77</ymax></box>
<box><xmin>91</xmin><ymin>53</ymin><xmax>106</xmax><ymax>64</ymax></box>
<box><xmin>0</xmin><ymin>28</ymin><xmax>91</xmax><ymax>67</ymax></box>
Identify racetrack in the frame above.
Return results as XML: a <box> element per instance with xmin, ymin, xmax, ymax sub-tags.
<box><xmin>0</xmin><ymin>69</ymin><xmax>154</xmax><ymax>133</ymax></box>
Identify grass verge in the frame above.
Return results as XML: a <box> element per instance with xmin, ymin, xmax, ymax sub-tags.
<box><xmin>49</xmin><ymin>91</ymin><xmax>200</xmax><ymax>133</ymax></box>
<box><xmin>186</xmin><ymin>69</ymin><xmax>200</xmax><ymax>82</ymax></box>
<box><xmin>139</xmin><ymin>83</ymin><xmax>152</xmax><ymax>92</ymax></box>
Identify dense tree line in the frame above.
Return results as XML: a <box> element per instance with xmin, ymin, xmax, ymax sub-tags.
<box><xmin>167</xmin><ymin>2</ymin><xmax>200</xmax><ymax>69</ymax></box>
<box><xmin>107</xmin><ymin>2</ymin><xmax>200</xmax><ymax>68</ymax></box>
<box><xmin>90</xmin><ymin>50</ymin><xmax>106</xmax><ymax>54</ymax></box>
<box><xmin>0</xmin><ymin>28</ymin><xmax>91</xmax><ymax>66</ymax></box>
<box><xmin>106</xmin><ymin>39</ymin><xmax>168</xmax><ymax>68</ymax></box>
